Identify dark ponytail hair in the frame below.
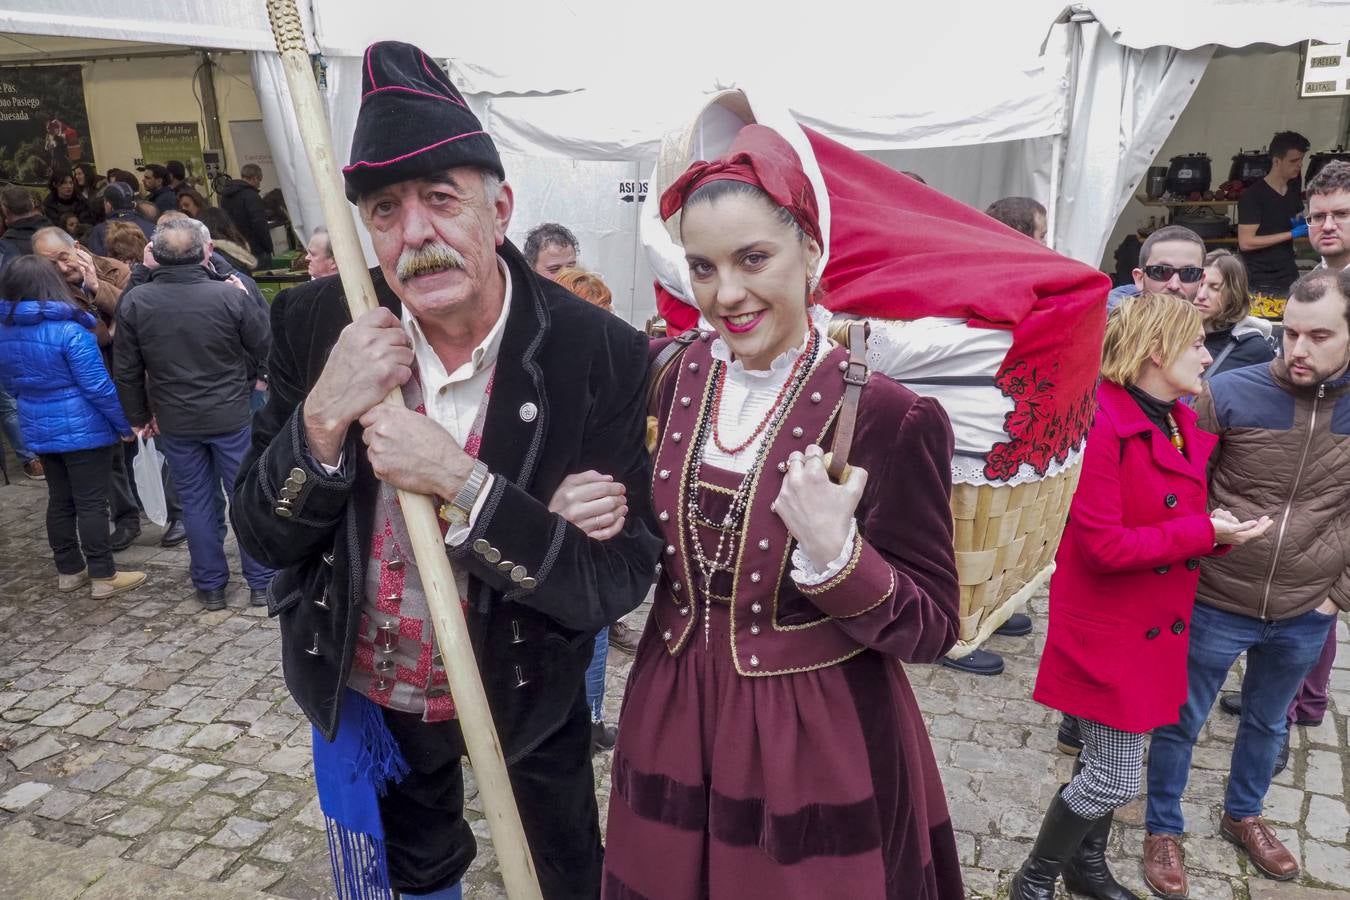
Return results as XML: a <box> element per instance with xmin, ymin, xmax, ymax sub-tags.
<box><xmin>2</xmin><ymin>255</ymin><xmax>79</xmax><ymax>312</ymax></box>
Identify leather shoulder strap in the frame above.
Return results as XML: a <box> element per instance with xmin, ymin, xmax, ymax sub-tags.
<box><xmin>647</xmin><ymin>330</ymin><xmax>698</xmax><ymax>419</ymax></box>
<box><xmin>827</xmin><ymin>320</ymin><xmax>869</xmax><ymax>481</ymax></box>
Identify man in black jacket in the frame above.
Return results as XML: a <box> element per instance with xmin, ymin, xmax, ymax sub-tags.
<box><xmin>230</xmin><ymin>42</ymin><xmax>659</xmax><ymax>900</ymax></box>
<box><xmin>0</xmin><ymin>186</ymin><xmax>53</xmax><ymax>272</ymax></box>
<box><xmin>86</xmin><ymin>182</ymin><xmax>154</xmax><ymax>257</ymax></box>
<box><xmin>138</xmin><ymin>164</ymin><xmax>179</xmax><ymax>215</ymax></box>
<box><xmin>114</xmin><ymin>217</ymin><xmax>274</xmax><ymax>611</ymax></box>
<box><xmin>219</xmin><ymin>164</ymin><xmax>273</xmax><ymax>267</ymax></box>
<box><xmin>120</xmin><ymin>210</ymin><xmax>274</xmax><ymax>549</ymax></box>
<box><xmin>164</xmin><ymin>159</ymin><xmax>188</xmax><ymax>195</ymax></box>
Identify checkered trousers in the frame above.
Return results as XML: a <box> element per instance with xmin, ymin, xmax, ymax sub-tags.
<box><xmin>1059</xmin><ymin>718</ymin><xmax>1148</xmax><ymax>819</ymax></box>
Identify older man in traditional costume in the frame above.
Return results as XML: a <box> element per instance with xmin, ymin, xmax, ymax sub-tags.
<box><xmin>231</xmin><ymin>41</ymin><xmax>661</xmax><ymax>900</ymax></box>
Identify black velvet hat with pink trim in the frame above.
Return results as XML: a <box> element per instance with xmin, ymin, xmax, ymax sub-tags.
<box><xmin>342</xmin><ymin>41</ymin><xmax>504</xmax><ymax>202</ymax></box>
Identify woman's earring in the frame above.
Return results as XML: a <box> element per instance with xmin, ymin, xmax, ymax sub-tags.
<box><xmin>807</xmin><ymin>274</ymin><xmax>820</xmax><ymax>293</ymax></box>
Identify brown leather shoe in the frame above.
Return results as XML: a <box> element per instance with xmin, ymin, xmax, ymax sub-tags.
<box><xmin>608</xmin><ymin>620</ymin><xmax>641</xmax><ymax>654</ymax></box>
<box><xmin>1142</xmin><ymin>833</ymin><xmax>1188</xmax><ymax>899</ymax></box>
<box><xmin>1220</xmin><ymin>814</ymin><xmax>1299</xmax><ymax>881</ymax></box>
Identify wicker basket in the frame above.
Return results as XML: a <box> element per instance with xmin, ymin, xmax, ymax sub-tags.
<box><xmin>948</xmin><ymin>463</ymin><xmax>1081</xmax><ymax>654</ymax></box>
<box><xmin>830</xmin><ymin>318</ymin><xmax>1081</xmax><ymax>655</ymax></box>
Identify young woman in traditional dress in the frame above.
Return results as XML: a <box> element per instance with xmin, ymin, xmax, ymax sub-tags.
<box><xmin>601</xmin><ymin>124</ymin><xmax>965</xmax><ymax>899</ymax></box>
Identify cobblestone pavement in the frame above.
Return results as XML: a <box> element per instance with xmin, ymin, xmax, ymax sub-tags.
<box><xmin>0</xmin><ymin>469</ymin><xmax>1345</xmax><ymax>898</ymax></box>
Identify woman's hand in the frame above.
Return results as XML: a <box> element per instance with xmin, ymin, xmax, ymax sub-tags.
<box><xmin>772</xmin><ymin>443</ymin><xmax>868</xmax><ymax>570</ymax></box>
<box><xmin>548</xmin><ymin>471</ymin><xmax>627</xmax><ymax>540</ymax></box>
<box><xmin>1211</xmin><ymin>508</ymin><xmax>1274</xmax><ymax>545</ymax></box>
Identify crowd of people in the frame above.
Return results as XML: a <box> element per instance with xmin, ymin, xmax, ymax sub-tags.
<box><xmin>0</xmin><ymin>156</ymin><xmax>282</xmax><ymax>475</ymax></box>
<box><xmin>31</xmin><ymin>159</ymin><xmax>279</xmax><ymax>270</ymax></box>
<box><xmin>0</xmin><ymin>156</ymin><xmax>281</xmax><ymax>610</ymax></box>
<box><xmin>0</xmin><ymin>37</ymin><xmax>1347</xmax><ymax>900</ymax></box>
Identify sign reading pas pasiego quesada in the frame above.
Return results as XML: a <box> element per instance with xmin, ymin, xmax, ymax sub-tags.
<box><xmin>0</xmin><ymin>64</ymin><xmax>92</xmax><ymax>184</ymax></box>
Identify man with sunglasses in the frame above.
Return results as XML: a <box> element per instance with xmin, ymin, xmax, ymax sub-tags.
<box><xmin>1106</xmin><ymin>225</ymin><xmax>1206</xmax><ymax>312</ymax></box>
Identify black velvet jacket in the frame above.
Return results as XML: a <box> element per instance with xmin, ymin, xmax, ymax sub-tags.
<box><xmin>230</xmin><ymin>241</ymin><xmax>661</xmax><ymax>757</ymax></box>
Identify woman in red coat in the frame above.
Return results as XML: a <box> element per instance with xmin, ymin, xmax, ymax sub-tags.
<box><xmin>1011</xmin><ymin>293</ymin><xmax>1273</xmax><ymax>900</ymax></box>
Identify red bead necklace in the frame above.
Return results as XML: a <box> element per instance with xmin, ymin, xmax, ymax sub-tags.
<box><xmin>709</xmin><ymin>329</ymin><xmax>819</xmax><ymax>456</ymax></box>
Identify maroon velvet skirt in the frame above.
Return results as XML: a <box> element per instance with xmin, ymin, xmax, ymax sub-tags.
<box><xmin>603</xmin><ymin>602</ymin><xmax>963</xmax><ymax>899</ymax></box>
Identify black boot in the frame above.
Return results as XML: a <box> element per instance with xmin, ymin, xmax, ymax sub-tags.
<box><xmin>1063</xmin><ymin>809</ymin><xmax>1140</xmax><ymax>899</ymax></box>
<box><xmin>1057</xmin><ymin>715</ymin><xmax>1084</xmax><ymax>756</ymax></box>
<box><xmin>1010</xmin><ymin>790</ymin><xmax>1098</xmax><ymax>900</ymax></box>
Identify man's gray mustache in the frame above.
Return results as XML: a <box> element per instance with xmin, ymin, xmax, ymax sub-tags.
<box><xmin>397</xmin><ymin>243</ymin><xmax>466</xmax><ymax>282</ymax></box>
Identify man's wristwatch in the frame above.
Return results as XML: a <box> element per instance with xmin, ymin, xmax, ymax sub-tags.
<box><xmin>439</xmin><ymin>460</ymin><xmax>490</xmax><ymax>527</ymax></box>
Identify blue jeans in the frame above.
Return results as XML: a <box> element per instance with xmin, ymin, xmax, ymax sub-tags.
<box><xmin>0</xmin><ymin>387</ymin><xmax>34</xmax><ymax>463</ymax></box>
<box><xmin>1145</xmin><ymin>602</ymin><xmax>1337</xmax><ymax>834</ymax></box>
<box><xmin>158</xmin><ymin>425</ymin><xmax>274</xmax><ymax>591</ymax></box>
<box><xmin>585</xmin><ymin>627</ymin><xmax>608</xmax><ymax>723</ymax></box>
<box><xmin>404</xmin><ymin>884</ymin><xmax>461</xmax><ymax>899</ymax></box>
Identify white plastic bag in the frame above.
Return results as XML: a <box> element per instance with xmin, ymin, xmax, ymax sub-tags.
<box><xmin>133</xmin><ymin>434</ymin><xmax>168</xmax><ymax>527</ymax></box>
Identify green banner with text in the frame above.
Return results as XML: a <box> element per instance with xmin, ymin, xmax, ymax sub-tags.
<box><xmin>136</xmin><ymin>122</ymin><xmax>208</xmax><ymax>193</ymax></box>
<box><xmin>0</xmin><ymin>64</ymin><xmax>93</xmax><ymax>185</ymax></box>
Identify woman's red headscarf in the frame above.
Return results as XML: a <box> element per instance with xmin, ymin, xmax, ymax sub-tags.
<box><xmin>659</xmin><ymin>124</ymin><xmax>822</xmax><ymax>249</ymax></box>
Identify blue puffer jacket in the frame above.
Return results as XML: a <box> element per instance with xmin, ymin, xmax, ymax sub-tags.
<box><xmin>0</xmin><ymin>300</ymin><xmax>131</xmax><ymax>453</ymax></box>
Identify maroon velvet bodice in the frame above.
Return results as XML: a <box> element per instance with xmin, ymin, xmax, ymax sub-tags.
<box><xmin>649</xmin><ymin>334</ymin><xmax>868</xmax><ymax>676</ymax></box>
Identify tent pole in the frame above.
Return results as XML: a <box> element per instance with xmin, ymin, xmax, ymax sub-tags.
<box><xmin>196</xmin><ymin>51</ymin><xmax>226</xmax><ymax>162</ymax></box>
<box><xmin>1047</xmin><ymin>131</ymin><xmax>1063</xmax><ymax>252</ymax></box>
<box><xmin>262</xmin><ymin>2</ymin><xmax>543</xmax><ymax>897</ymax></box>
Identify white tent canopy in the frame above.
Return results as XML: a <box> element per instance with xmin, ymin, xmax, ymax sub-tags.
<box><xmin>287</xmin><ymin>0</ymin><xmax>1082</xmax><ymax>321</ymax></box>
<box><xmin>0</xmin><ymin>0</ymin><xmax>310</xmax><ymax>52</ymax></box>
<box><xmin>1050</xmin><ymin>0</ymin><xmax>1350</xmax><ymax>264</ymax></box>
<box><xmin>0</xmin><ymin>0</ymin><xmax>1347</xmax><ymax>320</ymax></box>
<box><xmin>1082</xmin><ymin>0</ymin><xmax>1350</xmax><ymax>51</ymax></box>
<box><xmin>313</xmin><ymin>0</ymin><xmax>1073</xmax><ymax>158</ymax></box>
<box><xmin>1053</xmin><ymin>22</ymin><xmax>1213</xmax><ymax>265</ymax></box>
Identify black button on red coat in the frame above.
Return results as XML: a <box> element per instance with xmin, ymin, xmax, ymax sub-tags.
<box><xmin>1146</xmin><ymin>627</ymin><xmax>1161</xmax><ymax>639</ymax></box>
<box><xmin>1171</xmin><ymin>619</ymin><xmax>1186</xmax><ymax>635</ymax></box>
<box><xmin>1155</xmin><ymin>565</ymin><xmax>1170</xmax><ymax>575</ymax></box>
<box><xmin>1186</xmin><ymin>558</ymin><xmax>1200</xmax><ymax>571</ymax></box>
<box><xmin>1164</xmin><ymin>493</ymin><xmax>1178</xmax><ymax>508</ymax></box>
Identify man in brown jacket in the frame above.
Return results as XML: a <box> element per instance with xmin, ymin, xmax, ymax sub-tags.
<box><xmin>33</xmin><ymin>226</ymin><xmax>128</xmax><ymax>339</ymax></box>
<box><xmin>1217</xmin><ymin>161</ymin><xmax>1350</xmax><ymax>747</ymax></box>
<box><xmin>1142</xmin><ymin>267</ymin><xmax>1350</xmax><ymax>897</ymax></box>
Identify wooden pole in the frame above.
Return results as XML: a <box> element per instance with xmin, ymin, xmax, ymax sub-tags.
<box><xmin>263</xmin><ymin>4</ymin><xmax>542</xmax><ymax>898</ymax></box>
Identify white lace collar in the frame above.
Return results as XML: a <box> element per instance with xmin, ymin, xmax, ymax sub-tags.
<box><xmin>709</xmin><ymin>306</ymin><xmax>833</xmax><ymax>381</ymax></box>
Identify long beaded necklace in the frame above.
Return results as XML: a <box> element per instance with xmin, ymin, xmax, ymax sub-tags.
<box><xmin>709</xmin><ymin>338</ymin><xmax>816</xmax><ymax>455</ymax></box>
<box><xmin>1165</xmin><ymin>413</ymin><xmax>1185</xmax><ymax>453</ymax></box>
<box><xmin>683</xmin><ymin>328</ymin><xmax>821</xmax><ymax>646</ymax></box>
